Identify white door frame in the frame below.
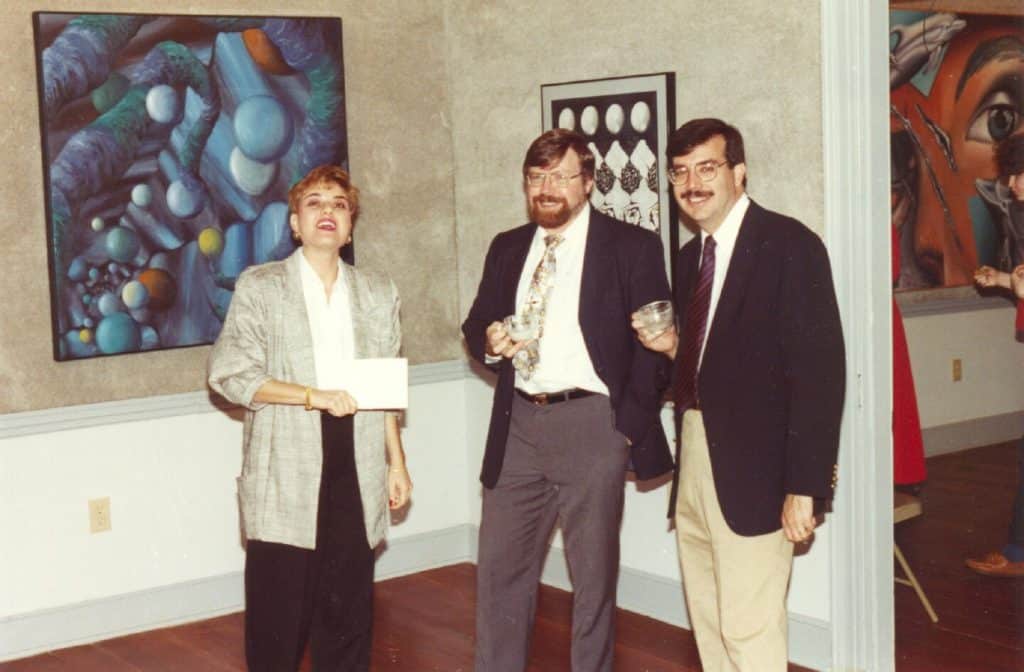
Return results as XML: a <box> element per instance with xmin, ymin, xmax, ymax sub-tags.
<box><xmin>822</xmin><ymin>1</ymin><xmax>894</xmax><ymax>670</ymax></box>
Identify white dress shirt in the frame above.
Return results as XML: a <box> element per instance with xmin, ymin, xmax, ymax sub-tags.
<box><xmin>514</xmin><ymin>204</ymin><xmax>609</xmax><ymax>396</ymax></box>
<box><xmin>297</xmin><ymin>252</ymin><xmax>355</xmax><ymax>389</ymax></box>
<box><xmin>696</xmin><ymin>192</ymin><xmax>750</xmax><ymax>369</ymax></box>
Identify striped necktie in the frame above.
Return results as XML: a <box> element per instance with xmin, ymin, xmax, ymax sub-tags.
<box><xmin>674</xmin><ymin>236</ymin><xmax>716</xmax><ymax>411</ymax></box>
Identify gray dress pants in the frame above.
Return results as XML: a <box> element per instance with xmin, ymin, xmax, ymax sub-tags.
<box><xmin>475</xmin><ymin>392</ymin><xmax>629</xmax><ymax>672</ymax></box>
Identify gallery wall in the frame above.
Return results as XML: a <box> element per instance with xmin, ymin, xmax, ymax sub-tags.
<box><xmin>445</xmin><ymin>1</ymin><xmax>827</xmax><ymax>315</ymax></box>
<box><xmin>0</xmin><ymin>0</ymin><xmax>460</xmax><ymax>413</ymax></box>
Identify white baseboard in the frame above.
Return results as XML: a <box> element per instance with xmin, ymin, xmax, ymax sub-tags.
<box><xmin>922</xmin><ymin>411</ymin><xmax>1023</xmax><ymax>457</ymax></box>
<box><xmin>0</xmin><ymin>523</ymin><xmax>829</xmax><ymax>670</ymax></box>
<box><xmin>0</xmin><ymin>523</ymin><xmax>476</xmax><ymax>663</ymax></box>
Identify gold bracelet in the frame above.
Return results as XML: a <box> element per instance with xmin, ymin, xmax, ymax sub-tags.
<box><xmin>304</xmin><ymin>386</ymin><xmax>312</xmax><ymax>411</ymax></box>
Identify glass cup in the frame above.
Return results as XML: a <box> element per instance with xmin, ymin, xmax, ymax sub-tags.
<box><xmin>633</xmin><ymin>300</ymin><xmax>674</xmax><ymax>338</ymax></box>
<box><xmin>503</xmin><ymin>313</ymin><xmax>539</xmax><ymax>342</ymax></box>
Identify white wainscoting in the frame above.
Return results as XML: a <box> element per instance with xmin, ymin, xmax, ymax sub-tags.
<box><xmin>2</xmin><ymin>360</ymin><xmax>829</xmax><ymax>669</ymax></box>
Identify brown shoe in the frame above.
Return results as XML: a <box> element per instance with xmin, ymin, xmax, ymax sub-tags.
<box><xmin>965</xmin><ymin>551</ymin><xmax>1024</xmax><ymax>577</ymax></box>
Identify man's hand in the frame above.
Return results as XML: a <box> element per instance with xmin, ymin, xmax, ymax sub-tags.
<box><xmin>974</xmin><ymin>265</ymin><xmax>1011</xmax><ymax>289</ymax></box>
<box><xmin>781</xmin><ymin>494</ymin><xmax>815</xmax><ymax>543</ymax></box>
<box><xmin>630</xmin><ymin>316</ymin><xmax>678</xmax><ymax>360</ymax></box>
<box><xmin>485</xmin><ymin>321</ymin><xmax>531</xmax><ymax>359</ymax></box>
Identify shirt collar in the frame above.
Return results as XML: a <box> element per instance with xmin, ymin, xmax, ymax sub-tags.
<box><xmin>701</xmin><ymin>193</ymin><xmax>749</xmax><ymax>248</ymax></box>
<box><xmin>533</xmin><ymin>202</ymin><xmax>591</xmax><ymax>248</ymax></box>
<box><xmin>297</xmin><ymin>250</ymin><xmax>345</xmax><ymax>296</ymax></box>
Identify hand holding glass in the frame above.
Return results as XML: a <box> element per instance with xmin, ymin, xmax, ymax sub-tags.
<box><xmin>503</xmin><ymin>314</ymin><xmax>539</xmax><ymax>342</ymax></box>
<box><xmin>634</xmin><ymin>300</ymin><xmax>674</xmax><ymax>338</ymax></box>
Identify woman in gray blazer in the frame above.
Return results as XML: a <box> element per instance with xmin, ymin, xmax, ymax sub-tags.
<box><xmin>208</xmin><ymin>165</ymin><xmax>410</xmax><ymax>672</ymax></box>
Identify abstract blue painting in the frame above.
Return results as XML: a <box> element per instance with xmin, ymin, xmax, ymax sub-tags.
<box><xmin>33</xmin><ymin>12</ymin><xmax>348</xmax><ymax>360</ymax></box>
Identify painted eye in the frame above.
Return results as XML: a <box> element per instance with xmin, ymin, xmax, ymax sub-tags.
<box><xmin>966</xmin><ymin>90</ymin><xmax>1021</xmax><ymax>144</ymax></box>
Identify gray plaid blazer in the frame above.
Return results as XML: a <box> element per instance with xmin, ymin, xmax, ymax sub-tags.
<box><xmin>208</xmin><ymin>249</ymin><xmax>401</xmax><ymax>550</ymax></box>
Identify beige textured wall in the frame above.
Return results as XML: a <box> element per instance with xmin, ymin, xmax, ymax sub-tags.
<box><xmin>1</xmin><ymin>0</ymin><xmax>824</xmax><ymax>413</ymax></box>
<box><xmin>0</xmin><ymin>1</ymin><xmax>459</xmax><ymax>412</ymax></box>
<box><xmin>447</xmin><ymin>0</ymin><xmax>824</xmax><ymax>318</ymax></box>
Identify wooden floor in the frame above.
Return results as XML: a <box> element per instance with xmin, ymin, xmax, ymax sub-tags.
<box><xmin>5</xmin><ymin>441</ymin><xmax>1020</xmax><ymax>671</ymax></box>
<box><xmin>2</xmin><ymin>564</ymin><xmax>811</xmax><ymax>671</ymax></box>
<box><xmin>895</xmin><ymin>441</ymin><xmax>1024</xmax><ymax>671</ymax></box>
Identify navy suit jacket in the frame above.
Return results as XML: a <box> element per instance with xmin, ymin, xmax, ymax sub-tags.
<box><xmin>670</xmin><ymin>200</ymin><xmax>846</xmax><ymax>536</ymax></box>
<box><xmin>463</xmin><ymin>209</ymin><xmax>674</xmax><ymax>488</ymax></box>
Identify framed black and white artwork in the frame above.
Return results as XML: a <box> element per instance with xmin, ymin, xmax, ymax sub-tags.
<box><xmin>542</xmin><ymin>73</ymin><xmax>676</xmax><ymax>272</ymax></box>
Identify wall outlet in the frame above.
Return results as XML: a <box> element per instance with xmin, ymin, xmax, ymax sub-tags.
<box><xmin>89</xmin><ymin>497</ymin><xmax>111</xmax><ymax>533</ymax></box>
<box><xmin>952</xmin><ymin>358</ymin><xmax>962</xmax><ymax>382</ymax></box>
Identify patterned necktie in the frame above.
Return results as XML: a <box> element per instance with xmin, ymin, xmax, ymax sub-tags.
<box><xmin>674</xmin><ymin>236</ymin><xmax>716</xmax><ymax>411</ymax></box>
<box><xmin>513</xmin><ymin>234</ymin><xmax>563</xmax><ymax>379</ymax></box>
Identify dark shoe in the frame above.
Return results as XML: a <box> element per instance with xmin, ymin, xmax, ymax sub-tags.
<box><xmin>965</xmin><ymin>551</ymin><xmax>1024</xmax><ymax>577</ymax></box>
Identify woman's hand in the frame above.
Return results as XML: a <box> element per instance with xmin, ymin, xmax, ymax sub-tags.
<box><xmin>388</xmin><ymin>463</ymin><xmax>412</xmax><ymax>509</ymax></box>
<box><xmin>313</xmin><ymin>389</ymin><xmax>358</xmax><ymax>417</ymax></box>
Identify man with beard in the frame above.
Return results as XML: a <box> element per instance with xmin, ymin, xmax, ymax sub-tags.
<box><xmin>634</xmin><ymin>118</ymin><xmax>845</xmax><ymax>670</ymax></box>
<box><xmin>462</xmin><ymin>128</ymin><xmax>673</xmax><ymax>671</ymax></box>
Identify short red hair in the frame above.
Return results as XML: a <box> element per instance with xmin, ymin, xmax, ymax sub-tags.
<box><xmin>288</xmin><ymin>165</ymin><xmax>360</xmax><ymax>223</ymax></box>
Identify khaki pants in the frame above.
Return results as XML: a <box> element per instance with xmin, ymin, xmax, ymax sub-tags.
<box><xmin>675</xmin><ymin>410</ymin><xmax>793</xmax><ymax>672</ymax></box>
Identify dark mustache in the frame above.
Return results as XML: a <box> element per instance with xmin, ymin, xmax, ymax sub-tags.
<box><xmin>681</xmin><ymin>189</ymin><xmax>713</xmax><ymax>199</ymax></box>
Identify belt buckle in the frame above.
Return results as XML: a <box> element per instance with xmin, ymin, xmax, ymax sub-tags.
<box><xmin>533</xmin><ymin>392</ymin><xmax>549</xmax><ymax>405</ymax></box>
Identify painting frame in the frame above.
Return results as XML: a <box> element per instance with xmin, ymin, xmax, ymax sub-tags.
<box><xmin>541</xmin><ymin>73</ymin><xmax>677</xmax><ymax>275</ymax></box>
<box><xmin>32</xmin><ymin>11</ymin><xmax>349</xmax><ymax>361</ymax></box>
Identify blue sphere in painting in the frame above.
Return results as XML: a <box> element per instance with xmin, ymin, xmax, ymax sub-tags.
<box><xmin>95</xmin><ymin>312</ymin><xmax>141</xmax><ymax>354</ymax></box>
<box><xmin>166</xmin><ymin>179</ymin><xmax>204</xmax><ymax>218</ymax></box>
<box><xmin>121</xmin><ymin>280</ymin><xmax>149</xmax><ymax>310</ymax></box>
<box><xmin>233</xmin><ymin>95</ymin><xmax>293</xmax><ymax>162</ymax></box>
<box><xmin>131</xmin><ymin>183</ymin><xmax>153</xmax><ymax>208</ymax></box>
<box><xmin>97</xmin><ymin>291</ymin><xmax>122</xmax><ymax>316</ymax></box>
<box><xmin>68</xmin><ymin>256</ymin><xmax>87</xmax><ymax>281</ymax></box>
<box><xmin>140</xmin><ymin>325</ymin><xmax>160</xmax><ymax>350</ymax></box>
<box><xmin>145</xmin><ymin>84</ymin><xmax>181</xmax><ymax>124</ymax></box>
<box><xmin>105</xmin><ymin>226</ymin><xmax>141</xmax><ymax>263</ymax></box>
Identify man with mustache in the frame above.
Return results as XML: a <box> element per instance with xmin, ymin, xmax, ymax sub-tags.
<box><xmin>462</xmin><ymin>128</ymin><xmax>673</xmax><ymax>671</ymax></box>
<box><xmin>634</xmin><ymin>118</ymin><xmax>845</xmax><ymax>670</ymax></box>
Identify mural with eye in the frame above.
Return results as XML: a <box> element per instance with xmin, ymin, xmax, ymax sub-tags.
<box><xmin>889</xmin><ymin>7</ymin><xmax>1024</xmax><ymax>290</ymax></box>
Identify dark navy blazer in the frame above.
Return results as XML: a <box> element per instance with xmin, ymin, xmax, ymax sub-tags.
<box><xmin>463</xmin><ymin>209</ymin><xmax>674</xmax><ymax>488</ymax></box>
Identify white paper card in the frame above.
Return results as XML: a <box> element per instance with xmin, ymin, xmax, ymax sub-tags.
<box><xmin>343</xmin><ymin>358</ymin><xmax>408</xmax><ymax>409</ymax></box>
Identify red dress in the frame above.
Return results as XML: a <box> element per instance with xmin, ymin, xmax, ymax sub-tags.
<box><xmin>893</xmin><ymin>229</ymin><xmax>927</xmax><ymax>484</ymax></box>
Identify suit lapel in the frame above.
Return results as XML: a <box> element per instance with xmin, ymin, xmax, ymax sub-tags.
<box><xmin>283</xmin><ymin>250</ymin><xmax>318</xmax><ymax>385</ymax></box>
<box><xmin>341</xmin><ymin>262</ymin><xmax>368</xmax><ymax>359</ymax></box>
<box><xmin>579</xmin><ymin>210</ymin><xmax>611</xmax><ymax>359</ymax></box>
<box><xmin>503</xmin><ymin>225</ymin><xmax>535</xmax><ymax>316</ymax></box>
<box><xmin>704</xmin><ymin>201</ymin><xmax>764</xmax><ymax>354</ymax></box>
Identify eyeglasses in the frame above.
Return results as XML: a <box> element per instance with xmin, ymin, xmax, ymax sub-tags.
<box><xmin>667</xmin><ymin>160</ymin><xmax>729</xmax><ymax>185</ymax></box>
<box><xmin>524</xmin><ymin>171</ymin><xmax>583</xmax><ymax>189</ymax></box>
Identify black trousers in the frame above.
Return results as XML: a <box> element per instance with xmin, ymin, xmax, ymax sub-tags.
<box><xmin>244</xmin><ymin>413</ymin><xmax>374</xmax><ymax>672</ymax></box>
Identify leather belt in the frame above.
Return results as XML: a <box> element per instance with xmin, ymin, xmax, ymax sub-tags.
<box><xmin>515</xmin><ymin>388</ymin><xmax>595</xmax><ymax>406</ymax></box>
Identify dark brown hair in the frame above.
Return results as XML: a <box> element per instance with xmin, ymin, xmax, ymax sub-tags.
<box><xmin>288</xmin><ymin>164</ymin><xmax>360</xmax><ymax>223</ymax></box>
<box><xmin>522</xmin><ymin>128</ymin><xmax>595</xmax><ymax>179</ymax></box>
<box><xmin>666</xmin><ymin>118</ymin><xmax>746</xmax><ymax>186</ymax></box>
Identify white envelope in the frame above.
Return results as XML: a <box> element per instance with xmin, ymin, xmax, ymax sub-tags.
<box><xmin>343</xmin><ymin>358</ymin><xmax>408</xmax><ymax>409</ymax></box>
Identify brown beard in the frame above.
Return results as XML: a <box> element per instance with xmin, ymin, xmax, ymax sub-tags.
<box><xmin>530</xmin><ymin>195</ymin><xmax>572</xmax><ymax>229</ymax></box>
